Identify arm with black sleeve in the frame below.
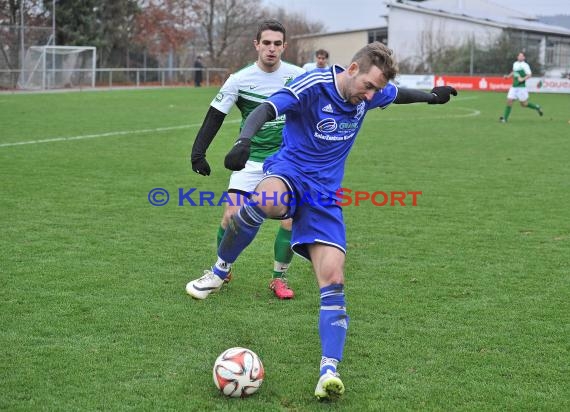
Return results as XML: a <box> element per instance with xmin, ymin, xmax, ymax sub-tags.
<box><xmin>190</xmin><ymin>106</ymin><xmax>227</xmax><ymax>176</ymax></box>
<box><xmin>394</xmin><ymin>86</ymin><xmax>457</xmax><ymax>105</ymax></box>
<box><xmin>224</xmin><ymin>102</ymin><xmax>276</xmax><ymax>171</ymax></box>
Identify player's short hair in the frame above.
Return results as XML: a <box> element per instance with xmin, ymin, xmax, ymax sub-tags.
<box><xmin>315</xmin><ymin>49</ymin><xmax>329</xmax><ymax>58</ymax></box>
<box><xmin>256</xmin><ymin>19</ymin><xmax>286</xmax><ymax>42</ymax></box>
<box><xmin>351</xmin><ymin>42</ymin><xmax>398</xmax><ymax>81</ymax></box>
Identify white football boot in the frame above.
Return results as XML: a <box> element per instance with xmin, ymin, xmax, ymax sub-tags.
<box><xmin>314</xmin><ymin>370</ymin><xmax>345</xmax><ymax>401</ymax></box>
<box><xmin>185</xmin><ymin>269</ymin><xmax>225</xmax><ymax>299</ymax></box>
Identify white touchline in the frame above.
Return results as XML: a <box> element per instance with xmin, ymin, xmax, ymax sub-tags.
<box><xmin>1</xmin><ymin>106</ymin><xmax>480</xmax><ymax>149</ymax></box>
<box><xmin>368</xmin><ymin>106</ymin><xmax>481</xmax><ymax>122</ymax></box>
<box><xmin>0</xmin><ymin>119</ymin><xmax>241</xmax><ymax>148</ymax></box>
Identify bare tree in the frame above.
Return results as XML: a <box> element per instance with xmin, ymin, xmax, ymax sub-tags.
<box><xmin>0</xmin><ymin>0</ymin><xmax>50</xmax><ymax>70</ymax></box>
<box><xmin>191</xmin><ymin>0</ymin><xmax>264</xmax><ymax>68</ymax></box>
<box><xmin>133</xmin><ymin>0</ymin><xmax>197</xmax><ymax>67</ymax></box>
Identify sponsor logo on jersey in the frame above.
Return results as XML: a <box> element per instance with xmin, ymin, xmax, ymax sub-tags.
<box><xmin>215</xmin><ymin>92</ymin><xmax>224</xmax><ymax>102</ymax></box>
<box><xmin>284</xmin><ymin>76</ymin><xmax>294</xmax><ymax>85</ymax></box>
<box><xmin>322</xmin><ymin>104</ymin><xmax>333</xmax><ymax>113</ymax></box>
<box><xmin>317</xmin><ymin>118</ymin><xmax>337</xmax><ymax>133</ymax></box>
<box><xmin>339</xmin><ymin>121</ymin><xmax>358</xmax><ymax>130</ymax></box>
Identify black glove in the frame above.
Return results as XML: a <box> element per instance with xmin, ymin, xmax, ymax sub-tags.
<box><xmin>428</xmin><ymin>86</ymin><xmax>458</xmax><ymax>104</ymax></box>
<box><xmin>224</xmin><ymin>139</ymin><xmax>251</xmax><ymax>171</ymax></box>
<box><xmin>191</xmin><ymin>153</ymin><xmax>211</xmax><ymax>176</ymax></box>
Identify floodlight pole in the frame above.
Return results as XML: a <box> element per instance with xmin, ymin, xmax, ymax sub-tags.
<box><xmin>20</xmin><ymin>1</ymin><xmax>24</xmax><ymax>83</ymax></box>
<box><xmin>51</xmin><ymin>1</ymin><xmax>56</xmax><ymax>88</ymax></box>
<box><xmin>52</xmin><ymin>0</ymin><xmax>56</xmax><ymax>46</ymax></box>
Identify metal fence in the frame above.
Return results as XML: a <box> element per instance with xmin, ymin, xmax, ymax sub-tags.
<box><xmin>0</xmin><ymin>67</ymin><xmax>229</xmax><ymax>91</ymax></box>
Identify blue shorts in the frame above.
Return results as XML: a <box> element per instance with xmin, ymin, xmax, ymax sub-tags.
<box><xmin>262</xmin><ymin>164</ymin><xmax>346</xmax><ymax>261</ymax></box>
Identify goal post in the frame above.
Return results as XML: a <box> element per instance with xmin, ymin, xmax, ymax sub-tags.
<box><xmin>18</xmin><ymin>46</ymin><xmax>96</xmax><ymax>90</ymax></box>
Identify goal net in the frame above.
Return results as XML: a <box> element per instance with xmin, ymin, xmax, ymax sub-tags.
<box><xmin>18</xmin><ymin>46</ymin><xmax>96</xmax><ymax>90</ymax></box>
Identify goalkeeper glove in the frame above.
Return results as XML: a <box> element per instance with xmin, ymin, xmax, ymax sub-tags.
<box><xmin>224</xmin><ymin>139</ymin><xmax>251</xmax><ymax>171</ymax></box>
<box><xmin>428</xmin><ymin>86</ymin><xmax>458</xmax><ymax>104</ymax></box>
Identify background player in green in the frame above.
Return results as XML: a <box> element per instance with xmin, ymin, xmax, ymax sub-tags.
<box><xmin>188</xmin><ymin>19</ymin><xmax>305</xmax><ymax>300</ymax></box>
<box><xmin>500</xmin><ymin>51</ymin><xmax>543</xmax><ymax>123</ymax></box>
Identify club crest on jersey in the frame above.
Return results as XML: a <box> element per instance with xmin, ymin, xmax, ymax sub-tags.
<box><xmin>354</xmin><ymin>101</ymin><xmax>365</xmax><ymax>120</ymax></box>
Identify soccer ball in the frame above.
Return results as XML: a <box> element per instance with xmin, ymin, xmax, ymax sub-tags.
<box><xmin>213</xmin><ymin>347</ymin><xmax>264</xmax><ymax>398</ymax></box>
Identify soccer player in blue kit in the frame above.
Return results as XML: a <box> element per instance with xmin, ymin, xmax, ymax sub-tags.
<box><xmin>192</xmin><ymin>41</ymin><xmax>457</xmax><ymax>400</ymax></box>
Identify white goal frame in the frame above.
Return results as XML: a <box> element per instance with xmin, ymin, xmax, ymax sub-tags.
<box><xmin>18</xmin><ymin>46</ymin><xmax>96</xmax><ymax>90</ymax></box>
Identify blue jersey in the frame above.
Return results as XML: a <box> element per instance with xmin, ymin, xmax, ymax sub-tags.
<box><xmin>264</xmin><ymin>65</ymin><xmax>398</xmax><ymax>196</ymax></box>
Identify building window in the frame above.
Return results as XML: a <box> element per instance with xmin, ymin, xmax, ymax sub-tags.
<box><xmin>368</xmin><ymin>29</ymin><xmax>387</xmax><ymax>44</ymax></box>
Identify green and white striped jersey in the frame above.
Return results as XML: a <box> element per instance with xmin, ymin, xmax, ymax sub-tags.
<box><xmin>211</xmin><ymin>61</ymin><xmax>305</xmax><ymax>162</ymax></box>
<box><xmin>512</xmin><ymin>61</ymin><xmax>531</xmax><ymax>88</ymax></box>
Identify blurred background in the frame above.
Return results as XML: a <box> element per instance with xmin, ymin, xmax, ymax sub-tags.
<box><xmin>1</xmin><ymin>0</ymin><xmax>569</xmax><ymax>89</ymax></box>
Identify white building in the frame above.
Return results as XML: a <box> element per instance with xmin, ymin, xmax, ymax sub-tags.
<box><xmin>294</xmin><ymin>23</ymin><xmax>388</xmax><ymax>68</ymax></box>
<box><xmin>387</xmin><ymin>0</ymin><xmax>570</xmax><ymax>76</ymax></box>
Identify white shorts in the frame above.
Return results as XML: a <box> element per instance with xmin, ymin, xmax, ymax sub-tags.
<box><xmin>507</xmin><ymin>87</ymin><xmax>529</xmax><ymax>101</ymax></box>
<box><xmin>228</xmin><ymin>160</ymin><xmax>264</xmax><ymax>193</ymax></box>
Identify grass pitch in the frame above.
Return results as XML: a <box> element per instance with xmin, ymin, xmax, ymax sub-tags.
<box><xmin>1</xmin><ymin>87</ymin><xmax>569</xmax><ymax>411</ymax></box>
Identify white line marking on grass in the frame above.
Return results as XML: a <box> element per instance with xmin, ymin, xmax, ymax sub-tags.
<box><xmin>1</xmin><ymin>105</ymin><xmax>479</xmax><ymax>149</ymax></box>
<box><xmin>452</xmin><ymin>96</ymin><xmax>479</xmax><ymax>101</ymax></box>
<box><xmin>372</xmin><ymin>106</ymin><xmax>481</xmax><ymax>121</ymax></box>
<box><xmin>0</xmin><ymin>120</ymin><xmax>241</xmax><ymax>148</ymax></box>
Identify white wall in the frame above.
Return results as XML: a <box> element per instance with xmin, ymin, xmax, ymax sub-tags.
<box><xmin>296</xmin><ymin>31</ymin><xmax>370</xmax><ymax>68</ymax></box>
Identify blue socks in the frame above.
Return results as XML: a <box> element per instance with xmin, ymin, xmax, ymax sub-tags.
<box><xmin>213</xmin><ymin>203</ymin><xmax>266</xmax><ymax>278</ymax></box>
<box><xmin>319</xmin><ymin>284</ymin><xmax>349</xmax><ymax>376</ymax></box>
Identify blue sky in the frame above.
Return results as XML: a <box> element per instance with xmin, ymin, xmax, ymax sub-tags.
<box><xmin>263</xmin><ymin>0</ymin><xmax>570</xmax><ymax>32</ymax></box>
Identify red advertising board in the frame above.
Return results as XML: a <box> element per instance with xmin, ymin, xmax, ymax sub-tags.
<box><xmin>397</xmin><ymin>75</ymin><xmax>570</xmax><ymax>93</ymax></box>
<box><xmin>434</xmin><ymin>75</ymin><xmax>511</xmax><ymax>91</ymax></box>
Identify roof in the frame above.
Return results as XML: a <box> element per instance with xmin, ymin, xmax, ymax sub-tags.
<box><xmin>388</xmin><ymin>0</ymin><xmax>570</xmax><ymax>36</ymax></box>
<box><xmin>292</xmin><ymin>24</ymin><xmax>387</xmax><ymax>40</ymax></box>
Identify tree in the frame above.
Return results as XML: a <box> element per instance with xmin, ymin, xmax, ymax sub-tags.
<box><xmin>187</xmin><ymin>0</ymin><xmax>325</xmax><ymax>70</ymax></box>
<box><xmin>189</xmin><ymin>0</ymin><xmax>264</xmax><ymax>68</ymax></box>
<box><xmin>95</xmin><ymin>0</ymin><xmax>140</xmax><ymax>67</ymax></box>
<box><xmin>1</xmin><ymin>0</ymin><xmax>332</xmax><ymax>79</ymax></box>
<box><xmin>53</xmin><ymin>0</ymin><xmax>99</xmax><ymax>46</ymax></box>
<box><xmin>52</xmin><ymin>0</ymin><xmax>140</xmax><ymax>67</ymax></box>
<box><xmin>401</xmin><ymin>25</ymin><xmax>543</xmax><ymax>75</ymax></box>
<box><xmin>132</xmin><ymin>0</ymin><xmax>196</xmax><ymax>68</ymax></box>
<box><xmin>0</xmin><ymin>0</ymin><xmax>50</xmax><ymax>71</ymax></box>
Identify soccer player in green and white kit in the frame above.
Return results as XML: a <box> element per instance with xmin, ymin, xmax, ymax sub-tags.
<box><xmin>187</xmin><ymin>19</ymin><xmax>305</xmax><ymax>300</ymax></box>
<box><xmin>500</xmin><ymin>51</ymin><xmax>543</xmax><ymax>123</ymax></box>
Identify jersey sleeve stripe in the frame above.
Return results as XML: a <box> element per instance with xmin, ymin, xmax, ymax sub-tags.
<box><xmin>266</xmin><ymin>101</ymin><xmax>280</xmax><ymax>118</ymax></box>
<box><xmin>288</xmin><ymin>72</ymin><xmax>333</xmax><ymax>95</ymax></box>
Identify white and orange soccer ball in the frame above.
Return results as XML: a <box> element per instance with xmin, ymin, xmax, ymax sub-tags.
<box><xmin>212</xmin><ymin>347</ymin><xmax>265</xmax><ymax>398</ymax></box>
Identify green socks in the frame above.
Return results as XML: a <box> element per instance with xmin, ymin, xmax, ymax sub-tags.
<box><xmin>273</xmin><ymin>226</ymin><xmax>293</xmax><ymax>279</ymax></box>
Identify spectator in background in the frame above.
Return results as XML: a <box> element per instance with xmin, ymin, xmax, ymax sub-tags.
<box><xmin>303</xmin><ymin>49</ymin><xmax>329</xmax><ymax>72</ymax></box>
<box><xmin>194</xmin><ymin>55</ymin><xmax>204</xmax><ymax>87</ymax></box>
